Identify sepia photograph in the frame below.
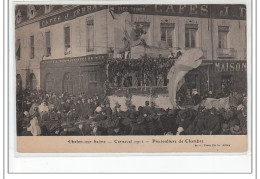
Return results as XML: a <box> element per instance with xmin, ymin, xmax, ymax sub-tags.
<box><xmin>14</xmin><ymin>4</ymin><xmax>249</xmax><ymax>153</ymax></box>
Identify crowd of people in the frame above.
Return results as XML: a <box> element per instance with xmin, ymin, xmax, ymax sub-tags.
<box><xmin>16</xmin><ymin>88</ymin><xmax>247</xmax><ymax>136</ymax></box>
<box><xmin>106</xmin><ymin>53</ymin><xmax>181</xmax><ymax>88</ymax></box>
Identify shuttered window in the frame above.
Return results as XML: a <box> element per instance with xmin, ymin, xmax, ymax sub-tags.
<box><xmin>86</xmin><ymin>19</ymin><xmax>94</xmax><ymax>52</ymax></box>
<box><xmin>45</xmin><ymin>31</ymin><xmax>51</xmax><ymax>57</ymax></box>
<box><xmin>218</xmin><ymin>26</ymin><xmax>229</xmax><ymax>48</ymax></box>
<box><xmin>185</xmin><ymin>24</ymin><xmax>198</xmax><ymax>48</ymax></box>
<box><xmin>160</xmin><ymin>23</ymin><xmax>175</xmax><ymax>47</ymax></box>
<box><xmin>64</xmin><ymin>26</ymin><xmax>71</xmax><ymax>53</ymax></box>
<box><xmin>30</xmin><ymin>35</ymin><xmax>34</xmax><ymax>59</ymax></box>
<box><xmin>16</xmin><ymin>39</ymin><xmax>21</xmax><ymax>60</ymax></box>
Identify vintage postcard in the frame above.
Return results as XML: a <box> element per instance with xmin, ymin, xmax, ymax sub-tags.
<box><xmin>15</xmin><ymin>3</ymin><xmax>249</xmax><ymax>153</ymax></box>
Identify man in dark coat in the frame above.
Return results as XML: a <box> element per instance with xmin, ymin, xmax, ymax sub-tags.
<box><xmin>195</xmin><ymin>107</ymin><xmax>208</xmax><ymax>135</ymax></box>
<box><xmin>160</xmin><ymin>109</ymin><xmax>178</xmax><ymax>135</ymax></box>
<box><xmin>17</xmin><ymin>111</ymin><xmax>31</xmax><ymax>136</ymax></box>
<box><xmin>202</xmin><ymin>108</ymin><xmax>221</xmax><ymax>135</ymax></box>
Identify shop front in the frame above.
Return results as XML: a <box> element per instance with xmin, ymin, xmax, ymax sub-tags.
<box><xmin>40</xmin><ymin>54</ymin><xmax>107</xmax><ymax>96</ymax></box>
<box><xmin>210</xmin><ymin>60</ymin><xmax>247</xmax><ymax>95</ymax></box>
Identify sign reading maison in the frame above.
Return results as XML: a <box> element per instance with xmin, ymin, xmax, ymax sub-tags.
<box><xmin>214</xmin><ymin>61</ymin><xmax>247</xmax><ymax>72</ymax></box>
<box><xmin>40</xmin><ymin>4</ymin><xmax>246</xmax><ymax>28</ymax></box>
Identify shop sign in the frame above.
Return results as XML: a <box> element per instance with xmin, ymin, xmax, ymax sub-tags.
<box><xmin>40</xmin><ymin>5</ymin><xmax>106</xmax><ymax>28</ymax></box>
<box><xmin>40</xmin><ymin>4</ymin><xmax>246</xmax><ymax>28</ymax></box>
<box><xmin>214</xmin><ymin>61</ymin><xmax>247</xmax><ymax>72</ymax></box>
<box><xmin>41</xmin><ymin>54</ymin><xmax>108</xmax><ymax>64</ymax></box>
<box><xmin>113</xmin><ymin>4</ymin><xmax>246</xmax><ymax>20</ymax></box>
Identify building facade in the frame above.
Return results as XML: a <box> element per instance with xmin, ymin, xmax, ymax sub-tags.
<box><xmin>15</xmin><ymin>4</ymin><xmax>247</xmax><ymax>96</ymax></box>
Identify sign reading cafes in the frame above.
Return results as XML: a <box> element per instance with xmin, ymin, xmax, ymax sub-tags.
<box><xmin>40</xmin><ymin>4</ymin><xmax>246</xmax><ymax>28</ymax></box>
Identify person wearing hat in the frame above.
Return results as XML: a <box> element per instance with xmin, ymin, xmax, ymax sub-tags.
<box><xmin>130</xmin><ymin>113</ymin><xmax>147</xmax><ymax>135</ymax></box>
<box><xmin>89</xmin><ymin>121</ymin><xmax>103</xmax><ymax>136</ymax></box>
<box><xmin>27</xmin><ymin>116</ymin><xmax>41</xmax><ymax>136</ymax></box>
<box><xmin>143</xmin><ymin>101</ymin><xmax>151</xmax><ymax>114</ymax></box>
<box><xmin>17</xmin><ymin>111</ymin><xmax>31</xmax><ymax>136</ymax></box>
<box><xmin>67</xmin><ymin>108</ymin><xmax>79</xmax><ymax>123</ymax></box>
<box><xmin>145</xmin><ymin>112</ymin><xmax>158</xmax><ymax>135</ymax></box>
<box><xmin>79</xmin><ymin>98</ymin><xmax>88</xmax><ymax>119</ymax></box>
<box><xmin>64</xmin><ymin>99</ymin><xmax>71</xmax><ymax>112</ymax></box>
<box><xmin>194</xmin><ymin>108</ymin><xmax>208</xmax><ymax>135</ymax></box>
<box><xmin>74</xmin><ymin>99</ymin><xmax>82</xmax><ymax>116</ymax></box>
<box><xmin>49</xmin><ymin>107</ymin><xmax>58</xmax><ymax>121</ymax></box>
<box><xmin>38</xmin><ymin>101</ymin><xmax>49</xmax><ymax>121</ymax></box>
<box><xmin>159</xmin><ymin>109</ymin><xmax>178</xmax><ymax>135</ymax></box>
<box><xmin>203</xmin><ymin>108</ymin><xmax>221</xmax><ymax>135</ymax></box>
<box><xmin>220</xmin><ymin>123</ymin><xmax>231</xmax><ymax>135</ymax></box>
<box><xmin>185</xmin><ymin>120</ymin><xmax>197</xmax><ymax>135</ymax></box>
<box><xmin>192</xmin><ymin>91</ymin><xmax>201</xmax><ymax>105</ymax></box>
<box><xmin>176</xmin><ymin>110</ymin><xmax>192</xmax><ymax>130</ymax></box>
<box><xmin>103</xmin><ymin>103</ymin><xmax>113</xmax><ymax>117</ymax></box>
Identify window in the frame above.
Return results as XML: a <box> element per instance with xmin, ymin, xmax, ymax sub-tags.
<box><xmin>15</xmin><ymin>9</ymin><xmax>22</xmax><ymax>24</ymax></box>
<box><xmin>86</xmin><ymin>19</ymin><xmax>94</xmax><ymax>51</ymax></box>
<box><xmin>64</xmin><ymin>26</ymin><xmax>71</xmax><ymax>54</ymax></box>
<box><xmin>16</xmin><ymin>39</ymin><xmax>21</xmax><ymax>60</ymax></box>
<box><xmin>44</xmin><ymin>73</ymin><xmax>54</xmax><ymax>92</ymax></box>
<box><xmin>88</xmin><ymin>71</ymin><xmax>98</xmax><ymax>95</ymax></box>
<box><xmin>185</xmin><ymin>24</ymin><xmax>198</xmax><ymax>48</ymax></box>
<box><xmin>29</xmin><ymin>73</ymin><xmax>37</xmax><ymax>90</ymax></box>
<box><xmin>45</xmin><ymin>31</ymin><xmax>51</xmax><ymax>57</ymax></box>
<box><xmin>89</xmin><ymin>71</ymin><xmax>97</xmax><ymax>83</ymax></box>
<box><xmin>63</xmin><ymin>73</ymin><xmax>74</xmax><ymax>94</ymax></box>
<box><xmin>16</xmin><ymin>74</ymin><xmax>22</xmax><ymax>93</ymax></box>
<box><xmin>160</xmin><ymin>23</ymin><xmax>175</xmax><ymax>47</ymax></box>
<box><xmin>218</xmin><ymin>26</ymin><xmax>229</xmax><ymax>48</ymax></box>
<box><xmin>30</xmin><ymin>35</ymin><xmax>34</xmax><ymax>59</ymax></box>
<box><xmin>134</xmin><ymin>22</ymin><xmax>150</xmax><ymax>44</ymax></box>
<box><xmin>44</xmin><ymin>5</ymin><xmax>54</xmax><ymax>14</ymax></box>
<box><xmin>28</xmin><ymin>5</ymin><xmax>36</xmax><ymax>19</ymax></box>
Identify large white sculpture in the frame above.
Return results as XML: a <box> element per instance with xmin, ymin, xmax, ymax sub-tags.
<box><xmin>167</xmin><ymin>48</ymin><xmax>203</xmax><ymax>108</ymax></box>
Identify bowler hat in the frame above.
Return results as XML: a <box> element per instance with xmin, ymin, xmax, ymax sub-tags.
<box><xmin>230</xmin><ymin>125</ymin><xmax>242</xmax><ymax>135</ymax></box>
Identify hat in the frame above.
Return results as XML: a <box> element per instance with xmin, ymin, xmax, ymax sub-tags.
<box><xmin>129</xmin><ymin>113</ymin><xmax>136</xmax><ymax>119</ymax></box>
<box><xmin>176</xmin><ymin>127</ymin><xmax>184</xmax><ymax>135</ymax></box>
<box><xmin>24</xmin><ymin>111</ymin><xmax>29</xmax><ymax>116</ymax></box>
<box><xmin>237</xmin><ymin>104</ymin><xmax>244</xmax><ymax>111</ymax></box>
<box><xmin>179</xmin><ymin>111</ymin><xmax>188</xmax><ymax>119</ymax></box>
<box><xmin>95</xmin><ymin>106</ymin><xmax>102</xmax><ymax>113</ymax></box>
<box><xmin>168</xmin><ymin>109</ymin><xmax>177</xmax><ymax>116</ymax></box>
<box><xmin>222</xmin><ymin>123</ymin><xmax>229</xmax><ymax>130</ymax></box>
<box><xmin>230</xmin><ymin>125</ymin><xmax>242</xmax><ymax>135</ymax></box>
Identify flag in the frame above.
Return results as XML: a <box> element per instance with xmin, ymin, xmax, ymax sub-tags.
<box><xmin>167</xmin><ymin>49</ymin><xmax>203</xmax><ymax>108</ymax></box>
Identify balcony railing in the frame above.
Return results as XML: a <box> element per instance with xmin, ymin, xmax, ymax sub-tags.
<box><xmin>217</xmin><ymin>48</ymin><xmax>237</xmax><ymax>58</ymax></box>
